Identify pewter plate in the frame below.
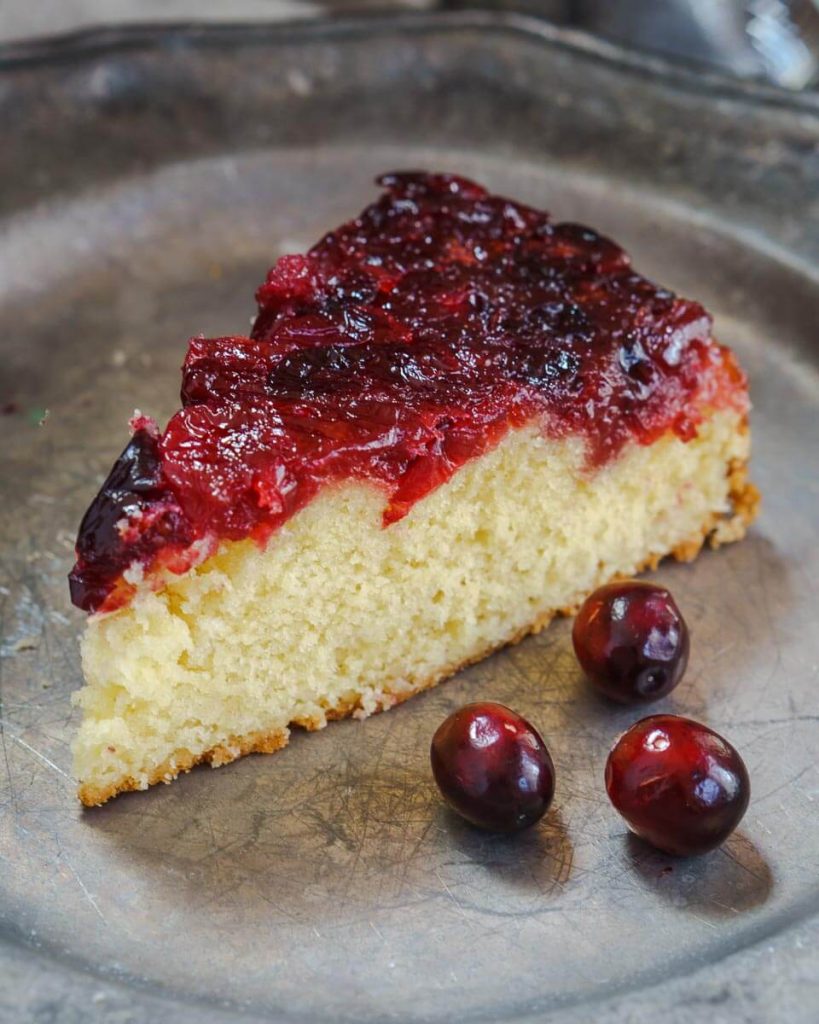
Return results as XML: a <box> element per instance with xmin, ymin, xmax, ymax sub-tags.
<box><xmin>1</xmin><ymin>14</ymin><xmax>818</xmax><ymax>1024</ymax></box>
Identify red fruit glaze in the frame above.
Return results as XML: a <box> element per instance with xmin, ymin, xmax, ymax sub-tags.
<box><xmin>605</xmin><ymin>715</ymin><xmax>750</xmax><ymax>856</ymax></box>
<box><xmin>430</xmin><ymin>702</ymin><xmax>555</xmax><ymax>831</ymax></box>
<box><xmin>69</xmin><ymin>171</ymin><xmax>748</xmax><ymax>613</ymax></box>
<box><xmin>572</xmin><ymin>581</ymin><xmax>689</xmax><ymax>703</ymax></box>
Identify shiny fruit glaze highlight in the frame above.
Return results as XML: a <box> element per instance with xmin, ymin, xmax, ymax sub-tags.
<box><xmin>572</xmin><ymin>581</ymin><xmax>690</xmax><ymax>703</ymax></box>
<box><xmin>605</xmin><ymin>714</ymin><xmax>750</xmax><ymax>856</ymax></box>
<box><xmin>70</xmin><ymin>171</ymin><xmax>747</xmax><ymax>613</ymax></box>
<box><xmin>430</xmin><ymin>702</ymin><xmax>555</xmax><ymax>832</ymax></box>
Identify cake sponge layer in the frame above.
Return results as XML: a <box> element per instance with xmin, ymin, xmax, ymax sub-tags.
<box><xmin>74</xmin><ymin>411</ymin><xmax>755</xmax><ymax>805</ymax></box>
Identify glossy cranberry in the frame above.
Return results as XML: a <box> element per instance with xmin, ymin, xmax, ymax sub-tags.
<box><xmin>70</xmin><ymin>171</ymin><xmax>748</xmax><ymax>613</ymax></box>
<box><xmin>572</xmin><ymin>581</ymin><xmax>689</xmax><ymax>703</ymax></box>
<box><xmin>430</xmin><ymin>702</ymin><xmax>555</xmax><ymax>832</ymax></box>
<box><xmin>68</xmin><ymin>425</ymin><xmax>192</xmax><ymax>613</ymax></box>
<box><xmin>605</xmin><ymin>715</ymin><xmax>750</xmax><ymax>856</ymax></box>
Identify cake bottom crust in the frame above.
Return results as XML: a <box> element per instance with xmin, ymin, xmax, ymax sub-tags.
<box><xmin>77</xmin><ymin>460</ymin><xmax>758</xmax><ymax>808</ymax></box>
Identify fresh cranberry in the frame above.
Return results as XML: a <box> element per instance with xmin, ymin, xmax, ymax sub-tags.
<box><xmin>572</xmin><ymin>581</ymin><xmax>690</xmax><ymax>703</ymax></box>
<box><xmin>430</xmin><ymin>702</ymin><xmax>555</xmax><ymax>832</ymax></box>
<box><xmin>605</xmin><ymin>715</ymin><xmax>750</xmax><ymax>856</ymax></box>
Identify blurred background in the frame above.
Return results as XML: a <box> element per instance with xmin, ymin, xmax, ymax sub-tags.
<box><xmin>1</xmin><ymin>0</ymin><xmax>818</xmax><ymax>89</ymax></box>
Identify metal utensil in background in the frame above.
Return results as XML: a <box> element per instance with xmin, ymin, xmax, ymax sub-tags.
<box><xmin>442</xmin><ymin>0</ymin><xmax>819</xmax><ymax>89</ymax></box>
<box><xmin>745</xmin><ymin>0</ymin><xmax>819</xmax><ymax>88</ymax></box>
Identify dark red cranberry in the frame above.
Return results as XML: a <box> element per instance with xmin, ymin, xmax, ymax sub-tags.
<box><xmin>572</xmin><ymin>581</ymin><xmax>689</xmax><ymax>703</ymax></box>
<box><xmin>605</xmin><ymin>715</ymin><xmax>750</xmax><ymax>856</ymax></box>
<box><xmin>430</xmin><ymin>702</ymin><xmax>555</xmax><ymax>832</ymax></box>
<box><xmin>71</xmin><ymin>172</ymin><xmax>742</xmax><ymax>614</ymax></box>
<box><xmin>68</xmin><ymin>428</ymin><xmax>192</xmax><ymax>613</ymax></box>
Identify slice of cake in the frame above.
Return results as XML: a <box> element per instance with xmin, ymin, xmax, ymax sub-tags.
<box><xmin>69</xmin><ymin>172</ymin><xmax>758</xmax><ymax>806</ymax></box>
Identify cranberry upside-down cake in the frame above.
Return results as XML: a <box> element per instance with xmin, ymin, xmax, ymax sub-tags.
<box><xmin>69</xmin><ymin>172</ymin><xmax>757</xmax><ymax>805</ymax></box>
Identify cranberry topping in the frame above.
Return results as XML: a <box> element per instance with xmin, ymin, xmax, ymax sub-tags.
<box><xmin>572</xmin><ymin>581</ymin><xmax>690</xmax><ymax>703</ymax></box>
<box><xmin>70</xmin><ymin>171</ymin><xmax>747</xmax><ymax>612</ymax></box>
<box><xmin>430</xmin><ymin>702</ymin><xmax>555</xmax><ymax>831</ymax></box>
<box><xmin>605</xmin><ymin>715</ymin><xmax>750</xmax><ymax>856</ymax></box>
<box><xmin>68</xmin><ymin>423</ymin><xmax>193</xmax><ymax>613</ymax></box>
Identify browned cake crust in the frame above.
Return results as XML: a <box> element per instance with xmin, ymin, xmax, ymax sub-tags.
<box><xmin>77</xmin><ymin>454</ymin><xmax>758</xmax><ymax>807</ymax></box>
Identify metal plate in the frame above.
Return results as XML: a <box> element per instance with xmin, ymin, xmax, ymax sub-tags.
<box><xmin>1</xmin><ymin>14</ymin><xmax>818</xmax><ymax>1024</ymax></box>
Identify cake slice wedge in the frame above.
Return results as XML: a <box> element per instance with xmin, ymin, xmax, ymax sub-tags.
<box><xmin>69</xmin><ymin>172</ymin><xmax>758</xmax><ymax>806</ymax></box>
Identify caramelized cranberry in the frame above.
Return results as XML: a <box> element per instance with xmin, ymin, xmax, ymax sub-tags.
<box><xmin>70</xmin><ymin>172</ymin><xmax>748</xmax><ymax>613</ymax></box>
<box><xmin>68</xmin><ymin>427</ymin><xmax>192</xmax><ymax>612</ymax></box>
<box><xmin>572</xmin><ymin>581</ymin><xmax>689</xmax><ymax>703</ymax></box>
<box><xmin>430</xmin><ymin>702</ymin><xmax>555</xmax><ymax>832</ymax></box>
<box><xmin>605</xmin><ymin>715</ymin><xmax>750</xmax><ymax>856</ymax></box>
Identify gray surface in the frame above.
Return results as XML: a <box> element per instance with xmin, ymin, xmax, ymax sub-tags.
<box><xmin>1</xmin><ymin>13</ymin><xmax>818</xmax><ymax>1024</ymax></box>
<box><xmin>0</xmin><ymin>0</ymin><xmax>438</xmax><ymax>44</ymax></box>
<box><xmin>0</xmin><ymin>0</ymin><xmax>317</xmax><ymax>42</ymax></box>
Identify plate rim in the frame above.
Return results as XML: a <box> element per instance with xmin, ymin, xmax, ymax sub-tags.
<box><xmin>1</xmin><ymin>6</ymin><xmax>819</xmax><ymax>120</ymax></box>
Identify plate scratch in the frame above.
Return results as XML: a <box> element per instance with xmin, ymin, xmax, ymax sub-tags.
<box><xmin>10</xmin><ymin>732</ymin><xmax>72</xmax><ymax>783</ymax></box>
<box><xmin>61</xmin><ymin>853</ymin><xmax>106</xmax><ymax>924</ymax></box>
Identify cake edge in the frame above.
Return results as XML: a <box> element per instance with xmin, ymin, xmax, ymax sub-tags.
<box><xmin>77</xmin><ymin>454</ymin><xmax>758</xmax><ymax>808</ymax></box>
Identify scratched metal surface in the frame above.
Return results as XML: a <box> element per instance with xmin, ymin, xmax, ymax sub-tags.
<box><xmin>1</xmin><ymin>14</ymin><xmax>818</xmax><ymax>1024</ymax></box>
